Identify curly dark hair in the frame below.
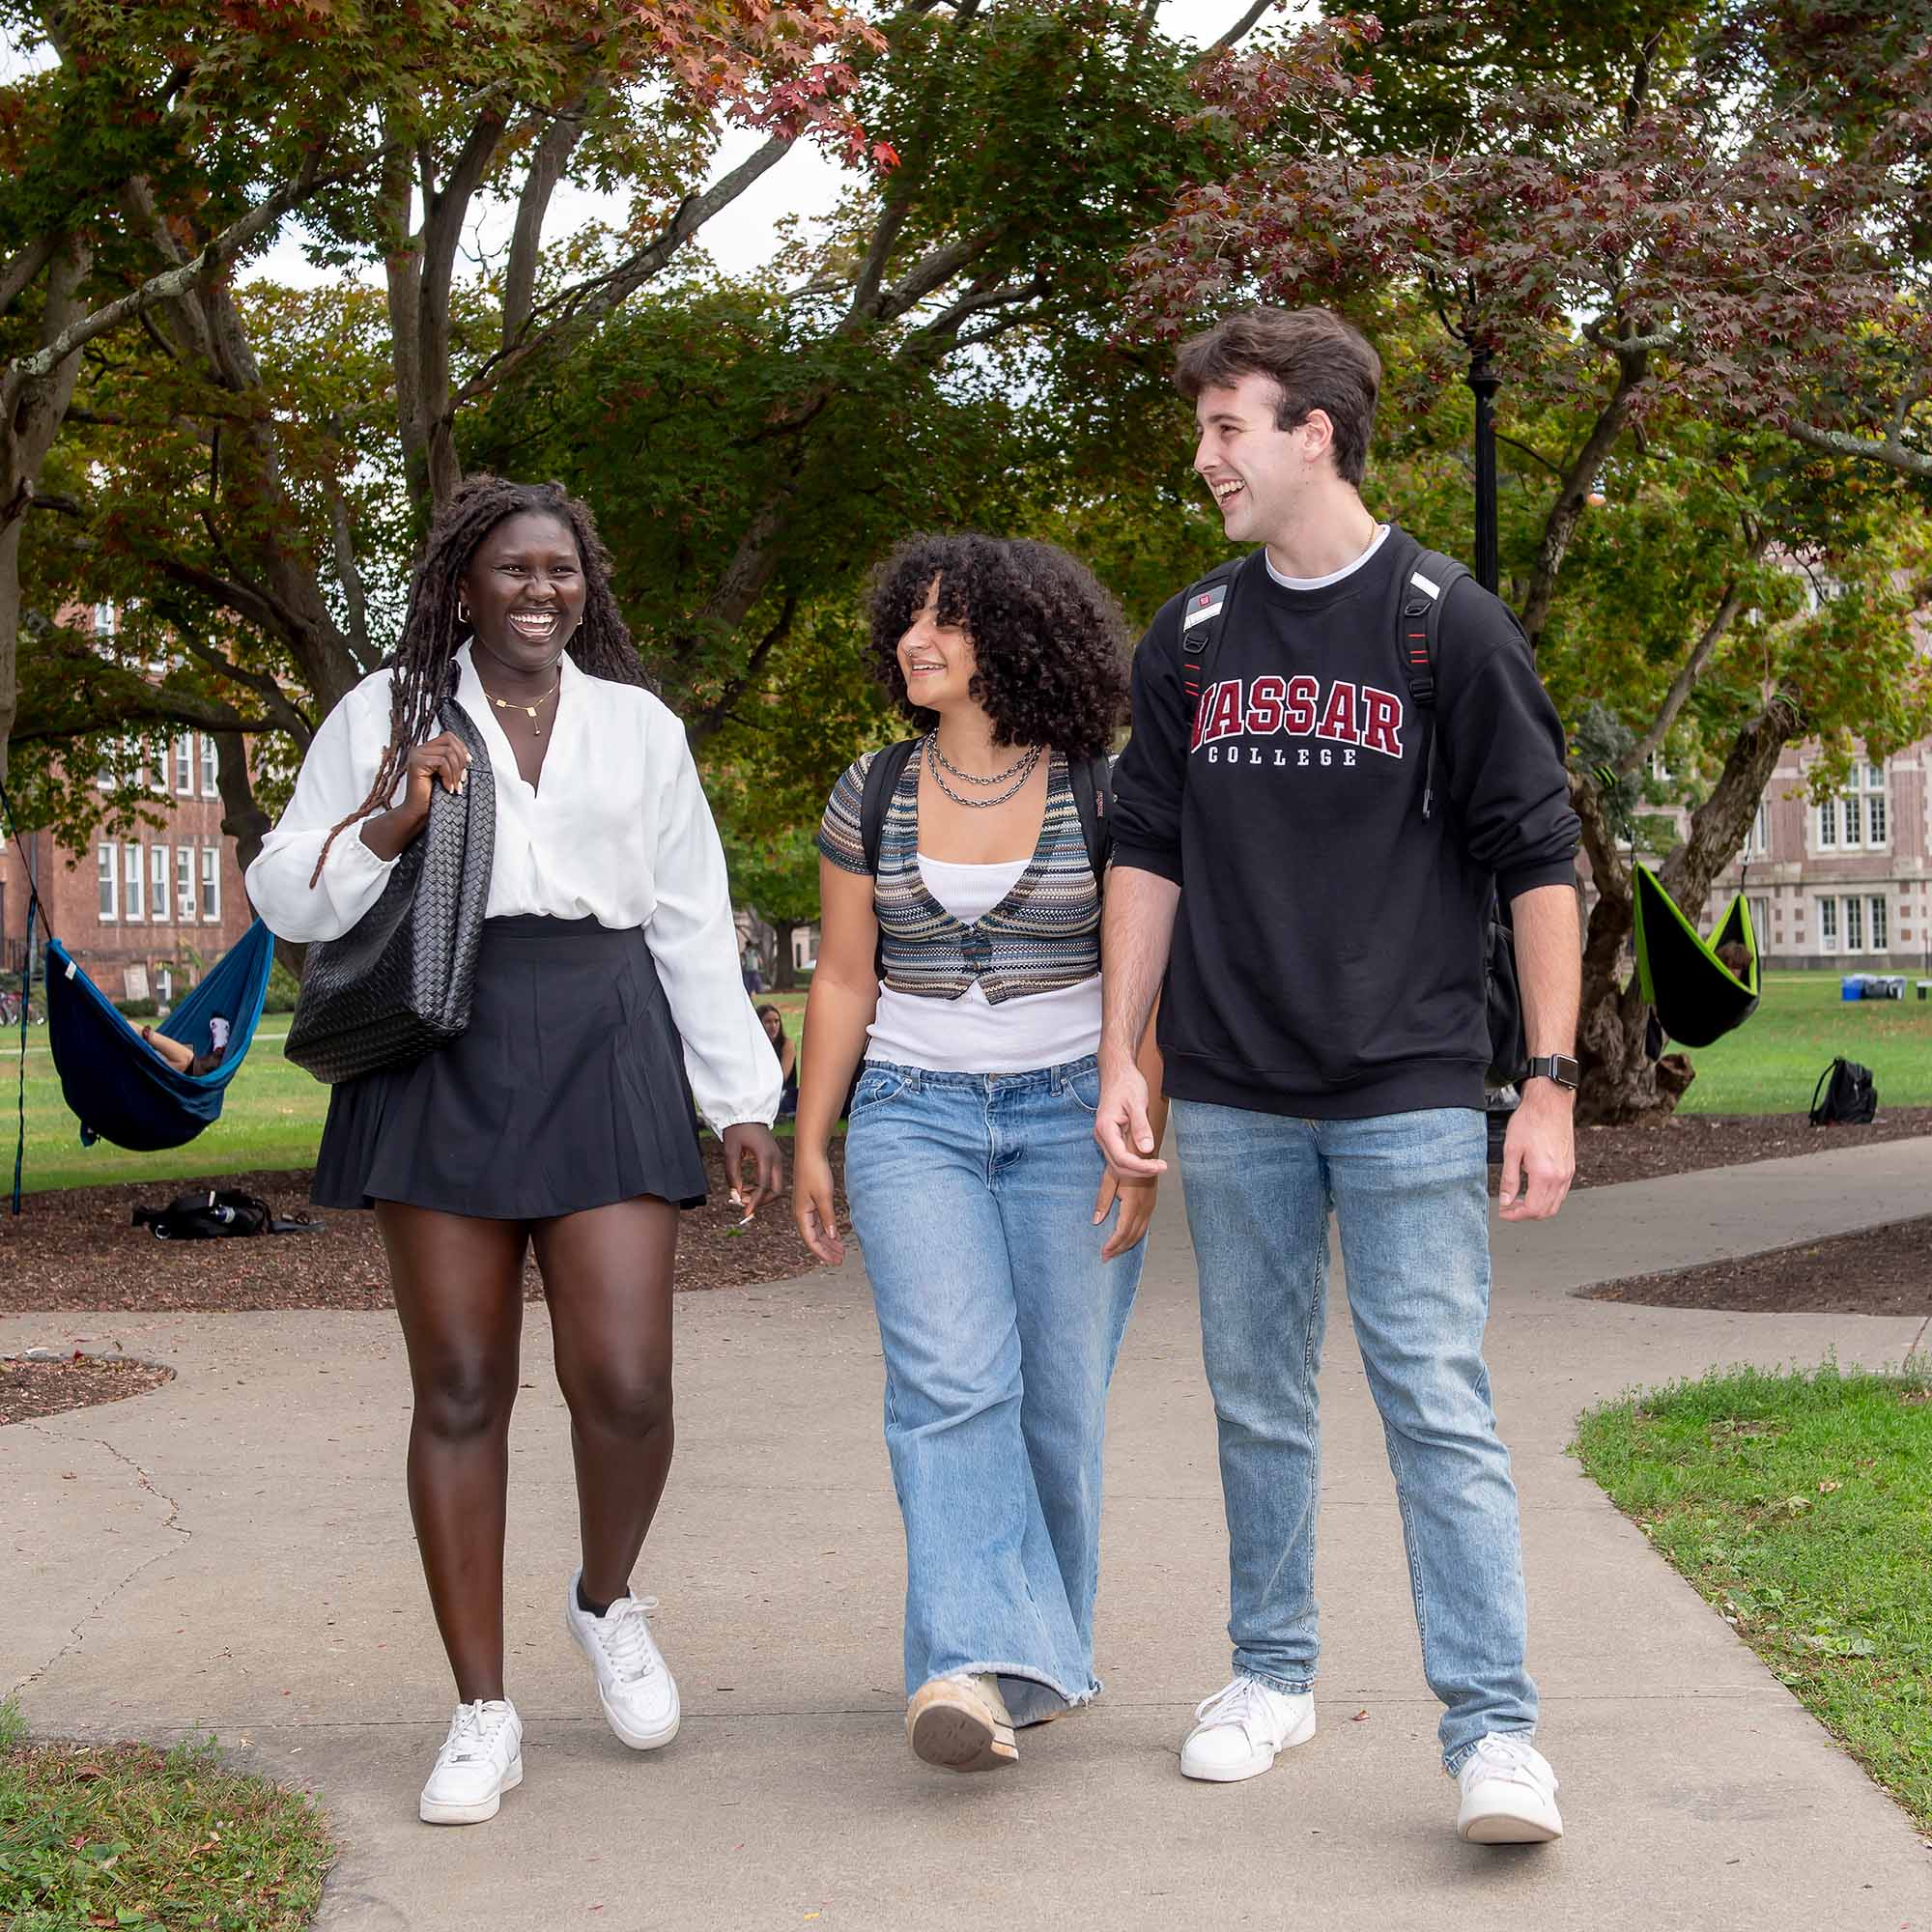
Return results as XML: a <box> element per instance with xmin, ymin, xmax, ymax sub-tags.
<box><xmin>311</xmin><ymin>475</ymin><xmax>646</xmax><ymax>884</ymax></box>
<box><xmin>866</xmin><ymin>534</ymin><xmax>1129</xmax><ymax>762</ymax></box>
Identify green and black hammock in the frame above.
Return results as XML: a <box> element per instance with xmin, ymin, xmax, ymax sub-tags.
<box><xmin>1632</xmin><ymin>865</ymin><xmax>1760</xmax><ymax>1049</ymax></box>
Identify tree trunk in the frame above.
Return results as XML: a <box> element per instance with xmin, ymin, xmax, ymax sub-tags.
<box><xmin>1574</xmin><ymin>693</ymin><xmax>1803</xmax><ymax>1124</ymax></box>
<box><xmin>0</xmin><ymin>236</ymin><xmax>91</xmax><ymax>781</ymax></box>
<box><xmin>771</xmin><ymin>920</ymin><xmax>798</xmax><ymax>991</ymax></box>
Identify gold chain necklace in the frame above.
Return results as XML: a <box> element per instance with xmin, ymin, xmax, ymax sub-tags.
<box><xmin>483</xmin><ymin>675</ymin><xmax>561</xmax><ymax>736</ymax></box>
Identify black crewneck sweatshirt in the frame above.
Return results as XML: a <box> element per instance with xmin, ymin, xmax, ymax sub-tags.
<box><xmin>1110</xmin><ymin>526</ymin><xmax>1579</xmax><ymax>1119</ymax></box>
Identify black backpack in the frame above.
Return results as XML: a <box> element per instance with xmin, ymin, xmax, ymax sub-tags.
<box><xmin>1175</xmin><ymin>540</ymin><xmax>1529</xmax><ymax>1088</ymax></box>
<box><xmin>130</xmin><ymin>1188</ymin><xmax>320</xmax><ymax>1239</ymax></box>
<box><xmin>1809</xmin><ymin>1058</ymin><xmax>1877</xmax><ymax>1126</ymax></box>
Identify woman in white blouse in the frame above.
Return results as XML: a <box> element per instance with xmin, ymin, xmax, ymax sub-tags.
<box><xmin>248</xmin><ymin>477</ymin><xmax>781</xmax><ymax>1829</ymax></box>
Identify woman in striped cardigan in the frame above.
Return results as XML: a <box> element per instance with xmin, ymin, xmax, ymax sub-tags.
<box><xmin>794</xmin><ymin>533</ymin><xmax>1165</xmax><ymax>1774</ymax></box>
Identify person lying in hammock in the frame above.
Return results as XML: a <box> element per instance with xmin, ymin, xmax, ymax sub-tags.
<box><xmin>1715</xmin><ymin>942</ymin><xmax>1751</xmax><ymax>980</ymax></box>
<box><xmin>140</xmin><ymin>1014</ymin><xmax>232</xmax><ymax>1078</ymax></box>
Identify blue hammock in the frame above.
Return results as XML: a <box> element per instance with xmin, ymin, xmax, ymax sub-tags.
<box><xmin>44</xmin><ymin>920</ymin><xmax>276</xmax><ymax>1151</ymax></box>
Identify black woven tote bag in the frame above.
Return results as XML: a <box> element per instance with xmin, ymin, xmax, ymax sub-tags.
<box><xmin>284</xmin><ymin>696</ymin><xmax>496</xmax><ymax>1084</ymax></box>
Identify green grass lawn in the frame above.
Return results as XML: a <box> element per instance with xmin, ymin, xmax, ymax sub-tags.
<box><xmin>3</xmin><ymin>971</ymin><xmax>1925</xmax><ymax>1195</ymax></box>
<box><xmin>0</xmin><ymin>1701</ymin><xmax>333</xmax><ymax>1930</ymax></box>
<box><xmin>4</xmin><ymin>987</ymin><xmax>817</xmax><ymax>1195</ymax></box>
<box><xmin>1675</xmin><ymin>969</ymin><xmax>1932</xmax><ymax>1116</ymax></box>
<box><xmin>1575</xmin><ymin>1361</ymin><xmax>1932</xmax><ymax>1832</ymax></box>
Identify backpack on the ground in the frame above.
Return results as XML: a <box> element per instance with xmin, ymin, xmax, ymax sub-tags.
<box><xmin>131</xmin><ymin>1188</ymin><xmax>320</xmax><ymax>1238</ymax></box>
<box><xmin>1808</xmin><ymin>1058</ymin><xmax>1877</xmax><ymax>1126</ymax></box>
<box><xmin>1175</xmin><ymin>541</ymin><xmax>1528</xmax><ymax>1089</ymax></box>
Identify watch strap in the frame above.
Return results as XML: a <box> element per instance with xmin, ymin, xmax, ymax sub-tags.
<box><xmin>1524</xmin><ymin>1054</ymin><xmax>1580</xmax><ymax>1090</ymax></box>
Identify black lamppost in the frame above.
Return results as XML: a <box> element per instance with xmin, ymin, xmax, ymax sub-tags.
<box><xmin>1465</xmin><ymin>346</ymin><xmax>1501</xmax><ymax>597</ymax></box>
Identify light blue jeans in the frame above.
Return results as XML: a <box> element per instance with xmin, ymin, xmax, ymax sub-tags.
<box><xmin>844</xmin><ymin>1055</ymin><xmax>1145</xmax><ymax>1723</ymax></box>
<box><xmin>1172</xmin><ymin>1100</ymin><xmax>1537</xmax><ymax>1772</ymax></box>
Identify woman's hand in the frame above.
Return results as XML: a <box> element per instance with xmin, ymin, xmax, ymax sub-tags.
<box><xmin>359</xmin><ymin>733</ymin><xmax>473</xmax><ymax>862</ymax></box>
<box><xmin>722</xmin><ymin>1122</ymin><xmax>783</xmax><ymax>1218</ymax></box>
<box><xmin>403</xmin><ymin>732</ymin><xmax>472</xmax><ymax>817</ymax></box>
<box><xmin>1094</xmin><ymin>1169</ymin><xmax>1158</xmax><ymax>1262</ymax></box>
<box><xmin>791</xmin><ymin>1144</ymin><xmax>844</xmax><ymax>1266</ymax></box>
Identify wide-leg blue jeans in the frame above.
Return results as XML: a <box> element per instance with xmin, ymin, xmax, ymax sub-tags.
<box><xmin>844</xmin><ymin>1055</ymin><xmax>1145</xmax><ymax>1723</ymax></box>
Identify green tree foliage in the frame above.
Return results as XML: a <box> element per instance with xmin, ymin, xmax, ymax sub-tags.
<box><xmin>3</xmin><ymin>0</ymin><xmax>878</xmax><ymax>837</ymax></box>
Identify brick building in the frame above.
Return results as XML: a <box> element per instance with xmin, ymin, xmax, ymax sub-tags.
<box><xmin>1701</xmin><ymin>740</ymin><xmax>1929</xmax><ymax>975</ymax></box>
<box><xmin>2</xmin><ymin>730</ymin><xmax>255</xmax><ymax>1007</ymax></box>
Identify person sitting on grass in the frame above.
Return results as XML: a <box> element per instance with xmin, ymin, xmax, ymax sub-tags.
<box><xmin>139</xmin><ymin>1014</ymin><xmax>231</xmax><ymax>1078</ymax></box>
<box><xmin>757</xmin><ymin>1003</ymin><xmax>799</xmax><ymax>1119</ymax></box>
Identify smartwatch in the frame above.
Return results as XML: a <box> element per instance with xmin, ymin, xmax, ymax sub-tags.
<box><xmin>1522</xmin><ymin>1054</ymin><xmax>1580</xmax><ymax>1091</ymax></box>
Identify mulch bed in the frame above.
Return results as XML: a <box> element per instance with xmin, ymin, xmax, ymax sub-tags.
<box><xmin>5</xmin><ymin>1111</ymin><xmax>1928</xmax><ymax>1318</ymax></box>
<box><xmin>1568</xmin><ymin>1107</ymin><xmax>1932</xmax><ymax>1190</ymax></box>
<box><xmin>1</xmin><ymin>1352</ymin><xmax>175</xmax><ymax>1426</ymax></box>
<box><xmin>1586</xmin><ymin>1216</ymin><xmax>1932</xmax><ymax>1320</ymax></box>
<box><xmin>0</xmin><ymin>1146</ymin><xmax>847</xmax><ymax>1315</ymax></box>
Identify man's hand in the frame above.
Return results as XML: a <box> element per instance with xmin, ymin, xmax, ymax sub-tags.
<box><xmin>1094</xmin><ymin>1044</ymin><xmax>1167</xmax><ymax>1179</ymax></box>
<box><xmin>1496</xmin><ymin>1082</ymin><xmax>1575</xmax><ymax>1221</ymax></box>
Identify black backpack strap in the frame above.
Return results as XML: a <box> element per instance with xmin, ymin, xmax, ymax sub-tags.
<box><xmin>859</xmin><ymin>739</ymin><xmax>921</xmax><ymax>877</ymax></box>
<box><xmin>1396</xmin><ymin>544</ymin><xmax>1471</xmax><ymax>823</ymax></box>
<box><xmin>1178</xmin><ymin>555</ymin><xmax>1248</xmax><ymax>733</ymax></box>
<box><xmin>1066</xmin><ymin>754</ymin><xmax>1114</xmax><ymax>888</ymax></box>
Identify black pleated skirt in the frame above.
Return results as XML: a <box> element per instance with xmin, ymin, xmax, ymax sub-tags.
<box><xmin>311</xmin><ymin>916</ymin><xmax>708</xmax><ymax>1217</ymax></box>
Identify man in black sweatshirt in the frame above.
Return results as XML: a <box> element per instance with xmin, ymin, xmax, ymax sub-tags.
<box><xmin>1097</xmin><ymin>307</ymin><xmax>1580</xmax><ymax>1845</ymax></box>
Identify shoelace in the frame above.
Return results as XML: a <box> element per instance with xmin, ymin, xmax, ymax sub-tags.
<box><xmin>1193</xmin><ymin>1676</ymin><xmax>1279</xmax><ymax>1739</ymax></box>
<box><xmin>441</xmin><ymin>1701</ymin><xmax>511</xmax><ymax>1766</ymax></box>
<box><xmin>593</xmin><ymin>1596</ymin><xmax>663</xmax><ymax>1684</ymax></box>
<box><xmin>1464</xmin><ymin>1734</ymin><xmax>1550</xmax><ymax>1789</ymax></box>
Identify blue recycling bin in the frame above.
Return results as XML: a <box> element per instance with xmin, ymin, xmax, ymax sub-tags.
<box><xmin>1841</xmin><ymin>976</ymin><xmax>1864</xmax><ymax>1001</ymax></box>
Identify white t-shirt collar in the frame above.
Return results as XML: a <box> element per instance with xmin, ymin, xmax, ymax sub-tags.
<box><xmin>1263</xmin><ymin>523</ymin><xmax>1391</xmax><ymax>592</ymax></box>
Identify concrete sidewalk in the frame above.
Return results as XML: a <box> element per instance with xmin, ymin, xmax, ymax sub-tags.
<box><xmin>6</xmin><ymin>1139</ymin><xmax>1931</xmax><ymax>1931</ymax></box>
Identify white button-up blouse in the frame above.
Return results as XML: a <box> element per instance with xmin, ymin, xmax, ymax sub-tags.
<box><xmin>245</xmin><ymin>644</ymin><xmax>780</xmax><ymax>1134</ymax></box>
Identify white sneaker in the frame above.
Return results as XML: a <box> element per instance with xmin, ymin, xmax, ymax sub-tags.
<box><xmin>1179</xmin><ymin>1675</ymin><xmax>1317</xmax><ymax>1782</ymax></box>
<box><xmin>564</xmin><ymin>1573</ymin><xmax>681</xmax><ymax>1750</ymax></box>
<box><xmin>419</xmin><ymin>1700</ymin><xmax>523</xmax><ymax>1825</ymax></box>
<box><xmin>1456</xmin><ymin>1733</ymin><xmax>1563</xmax><ymax>1843</ymax></box>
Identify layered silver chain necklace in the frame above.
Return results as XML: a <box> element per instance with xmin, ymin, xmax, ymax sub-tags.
<box><xmin>923</xmin><ymin>732</ymin><xmax>1041</xmax><ymax>808</ymax></box>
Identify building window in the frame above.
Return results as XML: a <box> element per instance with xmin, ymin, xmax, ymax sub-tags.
<box><xmin>151</xmin><ymin>844</ymin><xmax>170</xmax><ymax>921</ymax></box>
<box><xmin>1846</xmin><ymin>896</ymin><xmax>1864</xmax><ymax>951</ymax></box>
<box><xmin>199</xmin><ymin>735</ymin><xmax>218</xmax><ymax>798</ymax></box>
<box><xmin>1744</xmin><ymin>801</ymin><xmax>1771</xmax><ymax>860</ymax></box>
<box><xmin>1818</xmin><ymin>896</ymin><xmax>1837</xmax><ymax>948</ymax></box>
<box><xmin>93</xmin><ymin>601</ymin><xmax>115</xmax><ymax>637</ymax></box>
<box><xmin>1870</xmin><ymin>896</ymin><xmax>1889</xmax><ymax>952</ymax></box>
<box><xmin>173</xmin><ymin>735</ymin><xmax>193</xmax><ymax>795</ymax></box>
<box><xmin>98</xmin><ymin>843</ymin><xmax>118</xmax><ymax>921</ymax></box>
<box><xmin>123</xmin><ymin>844</ymin><xmax>144</xmax><ymax>922</ymax></box>
<box><xmin>1748</xmin><ymin>897</ymin><xmax>1771</xmax><ymax>949</ymax></box>
<box><xmin>176</xmin><ymin>846</ymin><xmax>197</xmax><ymax>923</ymax></box>
<box><xmin>1820</xmin><ymin>763</ymin><xmax>1889</xmax><ymax>852</ymax></box>
<box><xmin>1863</xmin><ymin>765</ymin><xmax>1888</xmax><ymax>846</ymax></box>
<box><xmin>200</xmin><ymin>845</ymin><xmax>220</xmax><ymax>922</ymax></box>
<box><xmin>155</xmin><ymin>964</ymin><xmax>173</xmax><ymax>1007</ymax></box>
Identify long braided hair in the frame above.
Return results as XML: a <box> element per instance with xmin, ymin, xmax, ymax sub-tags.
<box><xmin>310</xmin><ymin>476</ymin><xmax>648</xmax><ymax>884</ymax></box>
